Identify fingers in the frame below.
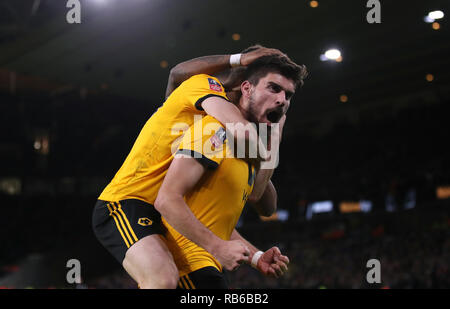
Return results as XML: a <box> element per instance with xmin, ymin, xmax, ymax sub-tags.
<box><xmin>275</xmin><ymin>253</ymin><xmax>290</xmax><ymax>265</ymax></box>
<box><xmin>276</xmin><ymin>259</ymin><xmax>288</xmax><ymax>274</ymax></box>
<box><xmin>238</xmin><ymin>253</ymin><xmax>250</xmax><ymax>265</ymax></box>
<box><xmin>228</xmin><ymin>242</ymin><xmax>250</xmax><ymax>271</ymax></box>
<box><xmin>232</xmin><ymin>251</ymin><xmax>249</xmax><ymax>271</ymax></box>
<box><xmin>272</xmin><ymin>247</ymin><xmax>290</xmax><ymax>264</ymax></box>
<box><xmin>228</xmin><ymin>258</ymin><xmax>244</xmax><ymax>272</ymax></box>
<box><xmin>266</xmin><ymin>260</ymin><xmax>288</xmax><ymax>278</ymax></box>
<box><xmin>243</xmin><ymin>245</ymin><xmax>250</xmax><ymax>257</ymax></box>
<box><xmin>268</xmin><ymin>247</ymin><xmax>289</xmax><ymax>278</ymax></box>
<box><xmin>231</xmin><ymin>263</ymin><xmax>241</xmax><ymax>272</ymax></box>
<box><xmin>271</xmin><ymin>263</ymin><xmax>282</xmax><ymax>278</ymax></box>
<box><xmin>274</xmin><ymin>252</ymin><xmax>289</xmax><ymax>274</ymax></box>
<box><xmin>267</xmin><ymin>268</ymin><xmax>277</xmax><ymax>278</ymax></box>
<box><xmin>262</xmin><ymin>48</ymin><xmax>287</xmax><ymax>58</ymax></box>
<box><xmin>260</xmin><ymin>49</ymin><xmax>283</xmax><ymax>58</ymax></box>
<box><xmin>239</xmin><ymin>243</ymin><xmax>250</xmax><ymax>260</ymax></box>
<box><xmin>241</xmin><ymin>47</ymin><xmax>287</xmax><ymax>66</ymax></box>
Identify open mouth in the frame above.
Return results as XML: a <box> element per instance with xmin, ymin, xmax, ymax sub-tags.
<box><xmin>266</xmin><ymin>109</ymin><xmax>283</xmax><ymax>123</ymax></box>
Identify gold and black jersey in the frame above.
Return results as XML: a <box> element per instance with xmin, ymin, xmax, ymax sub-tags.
<box><xmin>99</xmin><ymin>74</ymin><xmax>230</xmax><ymax>204</ymax></box>
<box><xmin>163</xmin><ymin>115</ymin><xmax>256</xmax><ymax>277</ymax></box>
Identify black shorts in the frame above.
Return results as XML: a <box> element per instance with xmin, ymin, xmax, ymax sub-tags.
<box><xmin>177</xmin><ymin>267</ymin><xmax>228</xmax><ymax>289</ymax></box>
<box><xmin>92</xmin><ymin>199</ymin><xmax>166</xmax><ymax>264</ymax></box>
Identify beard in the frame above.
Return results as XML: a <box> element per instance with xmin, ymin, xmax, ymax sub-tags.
<box><xmin>246</xmin><ymin>92</ymin><xmax>261</xmax><ymax>125</ymax></box>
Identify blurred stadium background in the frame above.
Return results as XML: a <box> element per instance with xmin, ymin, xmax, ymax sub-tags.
<box><xmin>0</xmin><ymin>0</ymin><xmax>449</xmax><ymax>289</ymax></box>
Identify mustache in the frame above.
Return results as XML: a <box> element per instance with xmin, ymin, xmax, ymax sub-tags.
<box><xmin>266</xmin><ymin>106</ymin><xmax>285</xmax><ymax>123</ymax></box>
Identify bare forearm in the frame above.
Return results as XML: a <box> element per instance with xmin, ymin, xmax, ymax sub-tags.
<box><xmin>251</xmin><ymin>168</ymin><xmax>274</xmax><ymax>202</ymax></box>
<box><xmin>165</xmin><ymin>55</ymin><xmax>230</xmax><ymax>98</ymax></box>
<box><xmin>156</xmin><ymin>194</ymin><xmax>223</xmax><ymax>253</ymax></box>
<box><xmin>173</xmin><ymin>55</ymin><xmax>231</xmax><ymax>78</ymax></box>
<box><xmin>250</xmin><ymin>180</ymin><xmax>277</xmax><ymax>217</ymax></box>
<box><xmin>164</xmin><ymin>47</ymin><xmax>286</xmax><ymax>99</ymax></box>
<box><xmin>230</xmin><ymin>229</ymin><xmax>259</xmax><ymax>258</ymax></box>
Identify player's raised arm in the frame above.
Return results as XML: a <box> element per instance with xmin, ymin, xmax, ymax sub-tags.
<box><xmin>165</xmin><ymin>46</ymin><xmax>285</xmax><ymax>98</ymax></box>
<box><xmin>154</xmin><ymin>155</ymin><xmax>250</xmax><ymax>272</ymax></box>
<box><xmin>165</xmin><ymin>54</ymin><xmax>230</xmax><ymax>99</ymax></box>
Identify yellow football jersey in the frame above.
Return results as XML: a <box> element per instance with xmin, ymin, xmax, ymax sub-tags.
<box><xmin>99</xmin><ymin>74</ymin><xmax>230</xmax><ymax>204</ymax></box>
<box><xmin>163</xmin><ymin>116</ymin><xmax>256</xmax><ymax>277</ymax></box>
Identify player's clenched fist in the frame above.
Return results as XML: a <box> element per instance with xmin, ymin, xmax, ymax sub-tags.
<box><xmin>211</xmin><ymin>239</ymin><xmax>250</xmax><ymax>271</ymax></box>
<box><xmin>255</xmin><ymin>246</ymin><xmax>289</xmax><ymax>278</ymax></box>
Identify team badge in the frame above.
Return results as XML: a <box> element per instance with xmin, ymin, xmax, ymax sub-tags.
<box><xmin>210</xmin><ymin>127</ymin><xmax>226</xmax><ymax>148</ymax></box>
<box><xmin>208</xmin><ymin>78</ymin><xmax>223</xmax><ymax>92</ymax></box>
<box><xmin>138</xmin><ymin>217</ymin><xmax>153</xmax><ymax>226</ymax></box>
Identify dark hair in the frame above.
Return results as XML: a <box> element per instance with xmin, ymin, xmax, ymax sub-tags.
<box><xmin>244</xmin><ymin>54</ymin><xmax>308</xmax><ymax>89</ymax></box>
<box><xmin>241</xmin><ymin>44</ymin><xmax>265</xmax><ymax>54</ymax></box>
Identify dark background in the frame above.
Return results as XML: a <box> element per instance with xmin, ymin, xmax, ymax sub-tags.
<box><xmin>0</xmin><ymin>0</ymin><xmax>449</xmax><ymax>289</ymax></box>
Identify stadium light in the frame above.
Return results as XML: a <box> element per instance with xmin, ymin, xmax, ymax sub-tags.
<box><xmin>424</xmin><ymin>10</ymin><xmax>444</xmax><ymax>23</ymax></box>
<box><xmin>429</xmin><ymin>10</ymin><xmax>444</xmax><ymax>20</ymax></box>
<box><xmin>321</xmin><ymin>49</ymin><xmax>342</xmax><ymax>62</ymax></box>
<box><xmin>432</xmin><ymin>22</ymin><xmax>441</xmax><ymax>30</ymax></box>
<box><xmin>325</xmin><ymin>49</ymin><xmax>341</xmax><ymax>60</ymax></box>
<box><xmin>424</xmin><ymin>16</ymin><xmax>434</xmax><ymax>23</ymax></box>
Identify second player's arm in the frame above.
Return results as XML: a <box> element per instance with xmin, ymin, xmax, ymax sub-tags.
<box><xmin>165</xmin><ymin>55</ymin><xmax>231</xmax><ymax>99</ymax></box>
<box><xmin>165</xmin><ymin>47</ymin><xmax>285</xmax><ymax>98</ymax></box>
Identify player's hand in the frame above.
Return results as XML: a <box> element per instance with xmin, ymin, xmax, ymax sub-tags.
<box><xmin>240</xmin><ymin>47</ymin><xmax>287</xmax><ymax>66</ymax></box>
<box><xmin>256</xmin><ymin>247</ymin><xmax>289</xmax><ymax>278</ymax></box>
<box><xmin>212</xmin><ymin>240</ymin><xmax>251</xmax><ymax>272</ymax></box>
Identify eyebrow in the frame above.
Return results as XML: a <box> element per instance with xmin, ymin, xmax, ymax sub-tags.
<box><xmin>267</xmin><ymin>81</ymin><xmax>295</xmax><ymax>99</ymax></box>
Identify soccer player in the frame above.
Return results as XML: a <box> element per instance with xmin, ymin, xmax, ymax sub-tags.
<box><xmin>155</xmin><ymin>54</ymin><xmax>306</xmax><ymax>288</ymax></box>
<box><xmin>92</xmin><ymin>47</ymin><xmax>306</xmax><ymax>288</ymax></box>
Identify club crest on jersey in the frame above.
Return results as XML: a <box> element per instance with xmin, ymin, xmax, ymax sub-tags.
<box><xmin>208</xmin><ymin>78</ymin><xmax>223</xmax><ymax>92</ymax></box>
<box><xmin>138</xmin><ymin>217</ymin><xmax>153</xmax><ymax>226</ymax></box>
<box><xmin>210</xmin><ymin>127</ymin><xmax>226</xmax><ymax>148</ymax></box>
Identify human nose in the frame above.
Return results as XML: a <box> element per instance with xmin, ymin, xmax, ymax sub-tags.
<box><xmin>275</xmin><ymin>92</ymin><xmax>287</xmax><ymax>107</ymax></box>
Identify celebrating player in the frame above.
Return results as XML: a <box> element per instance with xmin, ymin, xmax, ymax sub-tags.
<box><xmin>92</xmin><ymin>47</ymin><xmax>307</xmax><ymax>288</ymax></box>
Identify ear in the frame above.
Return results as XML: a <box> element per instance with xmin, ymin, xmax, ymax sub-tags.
<box><xmin>240</xmin><ymin>81</ymin><xmax>253</xmax><ymax>99</ymax></box>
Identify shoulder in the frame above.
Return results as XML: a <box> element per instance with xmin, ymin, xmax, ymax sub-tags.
<box><xmin>197</xmin><ymin>115</ymin><xmax>224</xmax><ymax>129</ymax></box>
<box><xmin>183</xmin><ymin>74</ymin><xmax>224</xmax><ymax>90</ymax></box>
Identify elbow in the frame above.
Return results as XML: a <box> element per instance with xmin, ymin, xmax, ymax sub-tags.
<box><xmin>258</xmin><ymin>206</ymin><xmax>277</xmax><ymax>218</ymax></box>
<box><xmin>154</xmin><ymin>193</ymin><xmax>169</xmax><ymax>214</ymax></box>
<box><xmin>169</xmin><ymin>65</ymin><xmax>183</xmax><ymax>82</ymax></box>
<box><xmin>154</xmin><ymin>191</ymin><xmax>184</xmax><ymax>217</ymax></box>
<box><xmin>247</xmin><ymin>193</ymin><xmax>261</xmax><ymax>205</ymax></box>
<box><xmin>248</xmin><ymin>195</ymin><xmax>277</xmax><ymax>217</ymax></box>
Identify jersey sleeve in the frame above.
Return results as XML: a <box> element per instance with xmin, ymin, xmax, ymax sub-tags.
<box><xmin>176</xmin><ymin>116</ymin><xmax>228</xmax><ymax>169</ymax></box>
<box><xmin>179</xmin><ymin>74</ymin><xmax>231</xmax><ymax>112</ymax></box>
